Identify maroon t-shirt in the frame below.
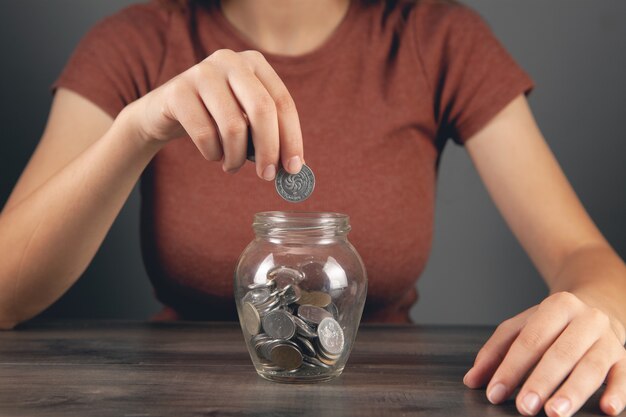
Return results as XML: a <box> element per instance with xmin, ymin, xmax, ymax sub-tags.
<box><xmin>53</xmin><ymin>0</ymin><xmax>533</xmax><ymax>322</ymax></box>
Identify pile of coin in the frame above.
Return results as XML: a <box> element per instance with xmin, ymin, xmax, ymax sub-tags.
<box><xmin>240</xmin><ymin>265</ymin><xmax>345</xmax><ymax>373</ymax></box>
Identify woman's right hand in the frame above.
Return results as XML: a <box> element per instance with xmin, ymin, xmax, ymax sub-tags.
<box><xmin>125</xmin><ymin>49</ymin><xmax>304</xmax><ymax>180</ymax></box>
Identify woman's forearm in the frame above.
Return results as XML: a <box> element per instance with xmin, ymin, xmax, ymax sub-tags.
<box><xmin>0</xmin><ymin>107</ymin><xmax>162</xmax><ymax>329</ymax></box>
<box><xmin>549</xmin><ymin>242</ymin><xmax>626</xmax><ymax>339</ymax></box>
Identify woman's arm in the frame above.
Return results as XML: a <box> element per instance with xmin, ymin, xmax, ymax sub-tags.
<box><xmin>0</xmin><ymin>89</ymin><xmax>158</xmax><ymax>329</ymax></box>
<box><xmin>0</xmin><ymin>50</ymin><xmax>304</xmax><ymax>330</ymax></box>
<box><xmin>462</xmin><ymin>95</ymin><xmax>626</xmax><ymax>417</ymax></box>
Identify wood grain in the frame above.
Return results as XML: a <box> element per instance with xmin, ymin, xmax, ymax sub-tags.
<box><xmin>0</xmin><ymin>321</ymin><xmax>605</xmax><ymax>416</ymax></box>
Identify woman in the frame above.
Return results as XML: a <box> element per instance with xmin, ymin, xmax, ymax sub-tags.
<box><xmin>0</xmin><ymin>0</ymin><xmax>624</xmax><ymax>415</ymax></box>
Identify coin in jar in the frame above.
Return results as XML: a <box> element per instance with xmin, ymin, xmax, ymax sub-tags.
<box><xmin>275</xmin><ymin>164</ymin><xmax>315</xmax><ymax>203</ymax></box>
<box><xmin>267</xmin><ymin>265</ymin><xmax>304</xmax><ymax>287</ymax></box>
<box><xmin>270</xmin><ymin>343</ymin><xmax>303</xmax><ymax>371</ymax></box>
<box><xmin>317</xmin><ymin>317</ymin><xmax>345</xmax><ymax>356</ymax></box>
<box><xmin>242</xmin><ymin>302</ymin><xmax>261</xmax><ymax>335</ymax></box>
<box><xmin>298</xmin><ymin>304</ymin><xmax>333</xmax><ymax>325</ymax></box>
<box><xmin>297</xmin><ymin>290</ymin><xmax>332</xmax><ymax>308</ymax></box>
<box><xmin>242</xmin><ymin>288</ymin><xmax>270</xmax><ymax>305</ymax></box>
<box><xmin>262</xmin><ymin>310</ymin><xmax>296</xmax><ymax>340</ymax></box>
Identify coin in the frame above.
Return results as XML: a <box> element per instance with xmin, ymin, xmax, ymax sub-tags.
<box><xmin>325</xmin><ymin>302</ymin><xmax>339</xmax><ymax>319</ymax></box>
<box><xmin>296</xmin><ymin>336</ymin><xmax>317</xmax><ymax>357</ymax></box>
<box><xmin>242</xmin><ymin>288</ymin><xmax>270</xmax><ymax>305</ymax></box>
<box><xmin>317</xmin><ymin>317</ymin><xmax>344</xmax><ymax>356</ymax></box>
<box><xmin>270</xmin><ymin>343</ymin><xmax>303</xmax><ymax>371</ymax></box>
<box><xmin>302</xmin><ymin>354</ymin><xmax>332</xmax><ymax>369</ymax></box>
<box><xmin>242</xmin><ymin>302</ymin><xmax>261</xmax><ymax>335</ymax></box>
<box><xmin>281</xmin><ymin>284</ymin><xmax>302</xmax><ymax>305</ymax></box>
<box><xmin>262</xmin><ymin>310</ymin><xmax>296</xmax><ymax>340</ymax></box>
<box><xmin>267</xmin><ymin>266</ymin><xmax>304</xmax><ymax>287</ymax></box>
<box><xmin>297</xmin><ymin>290</ymin><xmax>331</xmax><ymax>308</ymax></box>
<box><xmin>275</xmin><ymin>164</ymin><xmax>315</xmax><ymax>203</ymax></box>
<box><xmin>298</xmin><ymin>304</ymin><xmax>333</xmax><ymax>325</ymax></box>
<box><xmin>292</xmin><ymin>314</ymin><xmax>318</xmax><ymax>339</ymax></box>
<box><xmin>248</xmin><ymin>279</ymin><xmax>276</xmax><ymax>291</ymax></box>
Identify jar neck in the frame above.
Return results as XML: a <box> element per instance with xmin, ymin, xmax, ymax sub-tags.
<box><xmin>253</xmin><ymin>211</ymin><xmax>351</xmax><ymax>242</ymax></box>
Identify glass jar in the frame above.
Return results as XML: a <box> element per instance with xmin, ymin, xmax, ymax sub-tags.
<box><xmin>234</xmin><ymin>211</ymin><xmax>367</xmax><ymax>383</ymax></box>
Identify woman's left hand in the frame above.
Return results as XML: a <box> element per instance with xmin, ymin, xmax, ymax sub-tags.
<box><xmin>463</xmin><ymin>291</ymin><xmax>626</xmax><ymax>417</ymax></box>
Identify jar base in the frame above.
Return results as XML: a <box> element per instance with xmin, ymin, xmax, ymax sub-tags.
<box><xmin>257</xmin><ymin>367</ymin><xmax>344</xmax><ymax>384</ymax></box>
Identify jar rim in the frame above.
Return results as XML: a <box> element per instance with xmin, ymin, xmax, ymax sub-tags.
<box><xmin>253</xmin><ymin>211</ymin><xmax>351</xmax><ymax>236</ymax></box>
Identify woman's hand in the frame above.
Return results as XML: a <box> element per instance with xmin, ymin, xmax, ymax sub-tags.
<box><xmin>463</xmin><ymin>291</ymin><xmax>626</xmax><ymax>417</ymax></box>
<box><xmin>125</xmin><ymin>49</ymin><xmax>304</xmax><ymax>180</ymax></box>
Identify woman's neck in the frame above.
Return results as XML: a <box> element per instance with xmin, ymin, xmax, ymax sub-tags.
<box><xmin>220</xmin><ymin>0</ymin><xmax>351</xmax><ymax>56</ymax></box>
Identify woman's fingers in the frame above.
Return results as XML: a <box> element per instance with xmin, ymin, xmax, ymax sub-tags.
<box><xmin>464</xmin><ymin>306</ymin><xmax>536</xmax><ymax>389</ymax></box>
<box><xmin>194</xmin><ymin>65</ymin><xmax>248</xmax><ymax>173</ymax></box>
<box><xmin>486</xmin><ymin>293</ymin><xmax>584</xmax><ymax>405</ymax></box>
<box><xmin>544</xmin><ymin>338</ymin><xmax>623</xmax><ymax>417</ymax></box>
<box><xmin>515</xmin><ymin>310</ymin><xmax>608</xmax><ymax>415</ymax></box>
<box><xmin>241</xmin><ymin>50</ymin><xmax>304</xmax><ymax>174</ymax></box>
<box><xmin>145</xmin><ymin>49</ymin><xmax>301</xmax><ymax>179</ymax></box>
<box><xmin>166</xmin><ymin>83</ymin><xmax>222</xmax><ymax>161</ymax></box>
<box><xmin>601</xmin><ymin>357</ymin><xmax>626</xmax><ymax>416</ymax></box>
<box><xmin>221</xmin><ymin>58</ymin><xmax>280</xmax><ymax>180</ymax></box>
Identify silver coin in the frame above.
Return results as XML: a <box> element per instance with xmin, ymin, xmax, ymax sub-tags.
<box><xmin>291</xmin><ymin>314</ymin><xmax>318</xmax><ymax>339</ymax></box>
<box><xmin>242</xmin><ymin>288</ymin><xmax>270</xmax><ymax>305</ymax></box>
<box><xmin>248</xmin><ymin>280</ymin><xmax>276</xmax><ymax>291</ymax></box>
<box><xmin>275</xmin><ymin>164</ymin><xmax>315</xmax><ymax>203</ymax></box>
<box><xmin>262</xmin><ymin>310</ymin><xmax>296</xmax><ymax>340</ymax></box>
<box><xmin>296</xmin><ymin>336</ymin><xmax>317</xmax><ymax>357</ymax></box>
<box><xmin>298</xmin><ymin>304</ymin><xmax>333</xmax><ymax>326</ymax></box>
<box><xmin>242</xmin><ymin>302</ymin><xmax>261</xmax><ymax>335</ymax></box>
<box><xmin>302</xmin><ymin>354</ymin><xmax>332</xmax><ymax>369</ymax></box>
<box><xmin>256</xmin><ymin>295</ymin><xmax>280</xmax><ymax>316</ymax></box>
<box><xmin>317</xmin><ymin>317</ymin><xmax>344</xmax><ymax>356</ymax></box>
<box><xmin>267</xmin><ymin>266</ymin><xmax>304</xmax><ymax>287</ymax></box>
<box><xmin>325</xmin><ymin>302</ymin><xmax>339</xmax><ymax>319</ymax></box>
<box><xmin>281</xmin><ymin>284</ymin><xmax>302</xmax><ymax>305</ymax></box>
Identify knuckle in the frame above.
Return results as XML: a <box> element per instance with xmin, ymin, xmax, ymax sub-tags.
<box><xmin>497</xmin><ymin>318</ymin><xmax>514</xmax><ymax>332</ymax></box>
<box><xmin>191</xmin><ymin>127</ymin><xmax>215</xmax><ymax>144</ymax></box>
<box><xmin>588</xmin><ymin>308</ymin><xmax>610</xmax><ymax>327</ymax></box>
<box><xmin>518</xmin><ymin>329</ymin><xmax>543</xmax><ymax>351</ymax></box>
<box><xmin>208</xmin><ymin>48</ymin><xmax>237</xmax><ymax>62</ymax></box>
<box><xmin>550</xmin><ymin>291</ymin><xmax>580</xmax><ymax>309</ymax></box>
<box><xmin>221</xmin><ymin>116</ymin><xmax>248</xmax><ymax>138</ymax></box>
<box><xmin>240</xmin><ymin>49</ymin><xmax>265</xmax><ymax>62</ymax></box>
<box><xmin>166</xmin><ymin>79</ymin><xmax>190</xmax><ymax>101</ymax></box>
<box><xmin>550</xmin><ymin>339</ymin><xmax>579</xmax><ymax>362</ymax></box>
<box><xmin>274</xmin><ymin>93</ymin><xmax>296</xmax><ymax>114</ymax></box>
<box><xmin>585</xmin><ymin>355</ymin><xmax>610</xmax><ymax>378</ymax></box>
<box><xmin>250</xmin><ymin>95</ymin><xmax>277</xmax><ymax>118</ymax></box>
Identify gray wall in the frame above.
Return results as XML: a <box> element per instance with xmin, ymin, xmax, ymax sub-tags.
<box><xmin>1</xmin><ymin>1</ymin><xmax>624</xmax><ymax>325</ymax></box>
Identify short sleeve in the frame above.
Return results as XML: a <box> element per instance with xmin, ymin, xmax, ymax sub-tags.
<box><xmin>413</xmin><ymin>2</ymin><xmax>534</xmax><ymax>144</ymax></box>
<box><xmin>52</xmin><ymin>3</ymin><xmax>170</xmax><ymax>118</ymax></box>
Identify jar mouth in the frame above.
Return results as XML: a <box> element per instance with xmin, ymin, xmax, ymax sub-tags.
<box><xmin>253</xmin><ymin>211</ymin><xmax>351</xmax><ymax>237</ymax></box>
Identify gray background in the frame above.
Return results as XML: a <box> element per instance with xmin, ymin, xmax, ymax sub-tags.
<box><xmin>0</xmin><ymin>1</ymin><xmax>624</xmax><ymax>325</ymax></box>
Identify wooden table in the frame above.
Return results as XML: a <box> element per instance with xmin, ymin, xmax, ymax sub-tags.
<box><xmin>0</xmin><ymin>321</ymin><xmax>605</xmax><ymax>416</ymax></box>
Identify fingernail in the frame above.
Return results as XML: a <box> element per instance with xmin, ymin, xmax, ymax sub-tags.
<box><xmin>287</xmin><ymin>156</ymin><xmax>302</xmax><ymax>173</ymax></box>
<box><xmin>549</xmin><ymin>397</ymin><xmax>571</xmax><ymax>417</ymax></box>
<box><xmin>487</xmin><ymin>383</ymin><xmax>507</xmax><ymax>404</ymax></box>
<box><xmin>463</xmin><ymin>367</ymin><xmax>473</xmax><ymax>385</ymax></box>
<box><xmin>262</xmin><ymin>164</ymin><xmax>276</xmax><ymax>181</ymax></box>
<box><xmin>607</xmin><ymin>397</ymin><xmax>623</xmax><ymax>415</ymax></box>
<box><xmin>521</xmin><ymin>392</ymin><xmax>541</xmax><ymax>415</ymax></box>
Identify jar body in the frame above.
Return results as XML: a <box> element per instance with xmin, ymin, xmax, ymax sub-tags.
<box><xmin>234</xmin><ymin>212</ymin><xmax>367</xmax><ymax>383</ymax></box>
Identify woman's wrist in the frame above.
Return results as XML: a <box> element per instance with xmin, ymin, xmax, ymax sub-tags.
<box><xmin>111</xmin><ymin>102</ymin><xmax>165</xmax><ymax>161</ymax></box>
